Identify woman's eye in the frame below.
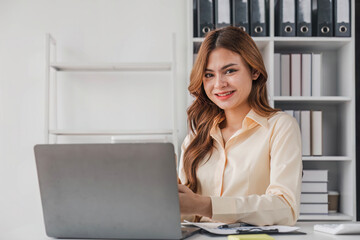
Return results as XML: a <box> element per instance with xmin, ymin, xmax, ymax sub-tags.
<box><xmin>225</xmin><ymin>69</ymin><xmax>237</xmax><ymax>74</ymax></box>
<box><xmin>204</xmin><ymin>73</ymin><xmax>213</xmax><ymax>78</ymax></box>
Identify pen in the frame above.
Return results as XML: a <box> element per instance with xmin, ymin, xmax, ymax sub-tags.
<box><xmin>217</xmin><ymin>223</ymin><xmax>252</xmax><ymax>229</ymax></box>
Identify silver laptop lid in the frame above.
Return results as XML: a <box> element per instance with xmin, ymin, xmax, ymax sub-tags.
<box><xmin>34</xmin><ymin>143</ymin><xmax>182</xmax><ymax>239</ymax></box>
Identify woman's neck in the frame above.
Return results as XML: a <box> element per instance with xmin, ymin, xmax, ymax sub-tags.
<box><xmin>221</xmin><ymin>105</ymin><xmax>251</xmax><ymax>131</ymax></box>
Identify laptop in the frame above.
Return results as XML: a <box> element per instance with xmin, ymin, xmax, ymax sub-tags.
<box><xmin>34</xmin><ymin>143</ymin><xmax>200</xmax><ymax>239</ymax></box>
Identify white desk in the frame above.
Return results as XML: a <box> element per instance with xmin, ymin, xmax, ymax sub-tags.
<box><xmin>3</xmin><ymin>221</ymin><xmax>360</xmax><ymax>240</ymax></box>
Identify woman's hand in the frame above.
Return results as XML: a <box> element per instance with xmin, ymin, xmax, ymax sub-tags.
<box><xmin>178</xmin><ymin>184</ymin><xmax>212</xmax><ymax>218</ymax></box>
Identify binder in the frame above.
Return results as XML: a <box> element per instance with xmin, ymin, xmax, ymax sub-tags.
<box><xmin>300</xmin><ymin>203</ymin><xmax>328</xmax><ymax>214</ymax></box>
<box><xmin>300</xmin><ymin>111</ymin><xmax>311</xmax><ymax>156</ymax></box>
<box><xmin>198</xmin><ymin>0</ymin><xmax>215</xmax><ymax>37</ymax></box>
<box><xmin>291</xmin><ymin>54</ymin><xmax>301</xmax><ymax>96</ymax></box>
<box><xmin>297</xmin><ymin>0</ymin><xmax>312</xmax><ymax>36</ymax></box>
<box><xmin>275</xmin><ymin>0</ymin><xmax>296</xmax><ymax>36</ymax></box>
<box><xmin>334</xmin><ymin>0</ymin><xmax>351</xmax><ymax>37</ymax></box>
<box><xmin>232</xmin><ymin>0</ymin><xmax>249</xmax><ymax>33</ymax></box>
<box><xmin>250</xmin><ymin>0</ymin><xmax>267</xmax><ymax>36</ymax></box>
<box><xmin>303</xmin><ymin>170</ymin><xmax>328</xmax><ymax>182</ymax></box>
<box><xmin>280</xmin><ymin>54</ymin><xmax>290</xmax><ymax>96</ymax></box>
<box><xmin>274</xmin><ymin>53</ymin><xmax>281</xmax><ymax>96</ymax></box>
<box><xmin>311</xmin><ymin>110</ymin><xmax>322</xmax><ymax>156</ymax></box>
<box><xmin>215</xmin><ymin>0</ymin><xmax>232</xmax><ymax>29</ymax></box>
<box><xmin>301</xmin><ymin>53</ymin><xmax>312</xmax><ymax>96</ymax></box>
<box><xmin>193</xmin><ymin>0</ymin><xmax>198</xmax><ymax>37</ymax></box>
<box><xmin>311</xmin><ymin>53</ymin><xmax>322</xmax><ymax>96</ymax></box>
<box><xmin>301</xmin><ymin>193</ymin><xmax>328</xmax><ymax>203</ymax></box>
<box><xmin>316</xmin><ymin>0</ymin><xmax>333</xmax><ymax>36</ymax></box>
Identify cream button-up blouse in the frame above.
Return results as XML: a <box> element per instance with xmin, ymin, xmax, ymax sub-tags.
<box><xmin>178</xmin><ymin>109</ymin><xmax>302</xmax><ymax>226</ymax></box>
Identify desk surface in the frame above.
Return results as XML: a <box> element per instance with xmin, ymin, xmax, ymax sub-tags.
<box><xmin>3</xmin><ymin>221</ymin><xmax>360</xmax><ymax>240</ymax></box>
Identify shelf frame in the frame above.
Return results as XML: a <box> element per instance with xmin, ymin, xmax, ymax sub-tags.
<box><xmin>187</xmin><ymin>0</ymin><xmax>357</xmax><ymax>221</ymax></box>
<box><xmin>45</xmin><ymin>33</ymin><xmax>179</xmax><ymax>157</ymax></box>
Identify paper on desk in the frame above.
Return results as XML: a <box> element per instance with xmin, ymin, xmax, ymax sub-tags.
<box><xmin>182</xmin><ymin>221</ymin><xmax>300</xmax><ymax>235</ymax></box>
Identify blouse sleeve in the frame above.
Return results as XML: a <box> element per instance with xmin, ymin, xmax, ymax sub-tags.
<box><xmin>210</xmin><ymin>114</ymin><xmax>303</xmax><ymax>226</ymax></box>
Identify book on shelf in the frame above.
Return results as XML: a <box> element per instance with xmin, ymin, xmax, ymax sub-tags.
<box><xmin>302</xmin><ymin>170</ymin><xmax>328</xmax><ymax>182</ymax></box>
<box><xmin>301</xmin><ymin>182</ymin><xmax>328</xmax><ymax>193</ymax></box>
<box><xmin>291</xmin><ymin>54</ymin><xmax>302</xmax><ymax>96</ymax></box>
<box><xmin>300</xmin><ymin>203</ymin><xmax>328</xmax><ymax>214</ymax></box>
<box><xmin>277</xmin><ymin>53</ymin><xmax>321</xmax><ymax>97</ymax></box>
<box><xmin>301</xmin><ymin>53</ymin><xmax>312</xmax><ymax>96</ymax></box>
<box><xmin>311</xmin><ymin>110</ymin><xmax>322</xmax><ymax>156</ymax></box>
<box><xmin>274</xmin><ymin>53</ymin><xmax>281</xmax><ymax>96</ymax></box>
<box><xmin>301</xmin><ymin>193</ymin><xmax>328</xmax><ymax>203</ymax></box>
<box><xmin>280</xmin><ymin>54</ymin><xmax>290</xmax><ymax>96</ymax></box>
<box><xmin>281</xmin><ymin>110</ymin><xmax>323</xmax><ymax>156</ymax></box>
<box><xmin>294</xmin><ymin>110</ymin><xmax>301</xmax><ymax>127</ymax></box>
<box><xmin>311</xmin><ymin>53</ymin><xmax>322</xmax><ymax>96</ymax></box>
<box><xmin>300</xmin><ymin>111</ymin><xmax>311</xmax><ymax>156</ymax></box>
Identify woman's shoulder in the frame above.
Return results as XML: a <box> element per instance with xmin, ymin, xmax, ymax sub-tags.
<box><xmin>267</xmin><ymin>111</ymin><xmax>298</xmax><ymax>128</ymax></box>
<box><xmin>181</xmin><ymin>132</ymin><xmax>196</xmax><ymax>149</ymax></box>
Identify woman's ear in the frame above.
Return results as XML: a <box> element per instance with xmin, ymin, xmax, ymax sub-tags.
<box><xmin>252</xmin><ymin>70</ymin><xmax>260</xmax><ymax>80</ymax></box>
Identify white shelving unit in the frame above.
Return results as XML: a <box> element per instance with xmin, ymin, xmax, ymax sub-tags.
<box><xmin>45</xmin><ymin>33</ymin><xmax>179</xmax><ymax>157</ymax></box>
<box><xmin>187</xmin><ymin>0</ymin><xmax>356</xmax><ymax>221</ymax></box>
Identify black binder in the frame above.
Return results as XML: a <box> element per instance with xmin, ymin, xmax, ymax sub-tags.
<box><xmin>250</xmin><ymin>0</ymin><xmax>267</xmax><ymax>36</ymax></box>
<box><xmin>297</xmin><ymin>0</ymin><xmax>312</xmax><ymax>36</ymax></box>
<box><xmin>198</xmin><ymin>0</ymin><xmax>215</xmax><ymax>37</ymax></box>
<box><xmin>232</xmin><ymin>0</ymin><xmax>249</xmax><ymax>33</ymax></box>
<box><xmin>275</xmin><ymin>0</ymin><xmax>296</xmax><ymax>36</ymax></box>
<box><xmin>215</xmin><ymin>0</ymin><xmax>232</xmax><ymax>29</ymax></box>
<box><xmin>193</xmin><ymin>0</ymin><xmax>198</xmax><ymax>37</ymax></box>
<box><xmin>316</xmin><ymin>0</ymin><xmax>333</xmax><ymax>36</ymax></box>
<box><xmin>334</xmin><ymin>0</ymin><xmax>351</xmax><ymax>37</ymax></box>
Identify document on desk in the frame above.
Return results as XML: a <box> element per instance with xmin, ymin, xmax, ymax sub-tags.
<box><xmin>182</xmin><ymin>221</ymin><xmax>302</xmax><ymax>235</ymax></box>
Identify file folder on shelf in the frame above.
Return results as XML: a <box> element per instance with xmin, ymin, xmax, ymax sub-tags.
<box><xmin>232</xmin><ymin>0</ymin><xmax>249</xmax><ymax>33</ymax></box>
<box><xmin>316</xmin><ymin>0</ymin><xmax>333</xmax><ymax>36</ymax></box>
<box><xmin>250</xmin><ymin>0</ymin><xmax>267</xmax><ymax>36</ymax></box>
<box><xmin>215</xmin><ymin>0</ymin><xmax>232</xmax><ymax>29</ymax></box>
<box><xmin>193</xmin><ymin>0</ymin><xmax>199</xmax><ymax>37</ymax></box>
<box><xmin>198</xmin><ymin>0</ymin><xmax>215</xmax><ymax>37</ymax></box>
<box><xmin>334</xmin><ymin>0</ymin><xmax>351</xmax><ymax>37</ymax></box>
<box><xmin>297</xmin><ymin>0</ymin><xmax>312</xmax><ymax>36</ymax></box>
<box><xmin>275</xmin><ymin>0</ymin><xmax>296</xmax><ymax>36</ymax></box>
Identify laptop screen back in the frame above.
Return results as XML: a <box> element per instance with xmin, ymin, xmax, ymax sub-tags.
<box><xmin>34</xmin><ymin>143</ymin><xmax>182</xmax><ymax>239</ymax></box>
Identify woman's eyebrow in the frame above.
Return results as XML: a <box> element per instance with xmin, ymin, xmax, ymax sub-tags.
<box><xmin>205</xmin><ymin>63</ymin><xmax>238</xmax><ymax>72</ymax></box>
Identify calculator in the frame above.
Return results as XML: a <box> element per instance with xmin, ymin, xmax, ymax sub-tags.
<box><xmin>314</xmin><ymin>223</ymin><xmax>360</xmax><ymax>235</ymax></box>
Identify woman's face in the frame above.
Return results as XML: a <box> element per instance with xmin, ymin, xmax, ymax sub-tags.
<box><xmin>202</xmin><ymin>47</ymin><xmax>259</xmax><ymax>112</ymax></box>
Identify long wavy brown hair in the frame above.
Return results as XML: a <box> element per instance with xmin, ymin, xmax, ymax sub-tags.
<box><xmin>184</xmin><ymin>26</ymin><xmax>279</xmax><ymax>193</ymax></box>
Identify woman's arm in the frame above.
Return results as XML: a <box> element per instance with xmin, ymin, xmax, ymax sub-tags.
<box><xmin>178</xmin><ymin>184</ymin><xmax>212</xmax><ymax>218</ymax></box>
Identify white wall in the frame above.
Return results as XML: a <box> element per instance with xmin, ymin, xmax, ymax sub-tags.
<box><xmin>0</xmin><ymin>0</ymin><xmax>188</xmax><ymax>232</ymax></box>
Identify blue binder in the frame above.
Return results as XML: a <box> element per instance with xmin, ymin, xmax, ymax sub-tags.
<box><xmin>316</xmin><ymin>0</ymin><xmax>333</xmax><ymax>36</ymax></box>
<box><xmin>334</xmin><ymin>0</ymin><xmax>351</xmax><ymax>37</ymax></box>
<box><xmin>297</xmin><ymin>0</ymin><xmax>312</xmax><ymax>36</ymax></box>
<box><xmin>215</xmin><ymin>0</ymin><xmax>232</xmax><ymax>29</ymax></box>
<box><xmin>250</xmin><ymin>0</ymin><xmax>267</xmax><ymax>36</ymax></box>
<box><xmin>232</xmin><ymin>0</ymin><xmax>249</xmax><ymax>33</ymax></box>
<box><xmin>275</xmin><ymin>0</ymin><xmax>296</xmax><ymax>36</ymax></box>
<box><xmin>198</xmin><ymin>0</ymin><xmax>215</xmax><ymax>37</ymax></box>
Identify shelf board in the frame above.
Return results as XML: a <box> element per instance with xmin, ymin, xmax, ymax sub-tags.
<box><xmin>274</xmin><ymin>37</ymin><xmax>351</xmax><ymax>51</ymax></box>
<box><xmin>49</xmin><ymin>129</ymin><xmax>173</xmax><ymax>136</ymax></box>
<box><xmin>50</xmin><ymin>62</ymin><xmax>172</xmax><ymax>72</ymax></box>
<box><xmin>299</xmin><ymin>212</ymin><xmax>353</xmax><ymax>221</ymax></box>
<box><xmin>302</xmin><ymin>156</ymin><xmax>352</xmax><ymax>161</ymax></box>
<box><xmin>193</xmin><ymin>37</ymin><xmax>270</xmax><ymax>49</ymax></box>
<box><xmin>273</xmin><ymin>96</ymin><xmax>351</xmax><ymax>104</ymax></box>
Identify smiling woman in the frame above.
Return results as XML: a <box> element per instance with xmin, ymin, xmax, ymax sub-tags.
<box><xmin>178</xmin><ymin>26</ymin><xmax>303</xmax><ymax>226</ymax></box>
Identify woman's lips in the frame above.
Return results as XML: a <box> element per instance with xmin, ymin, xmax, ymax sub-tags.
<box><xmin>215</xmin><ymin>90</ymin><xmax>235</xmax><ymax>100</ymax></box>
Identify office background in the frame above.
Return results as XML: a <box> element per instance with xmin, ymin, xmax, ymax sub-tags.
<box><xmin>0</xmin><ymin>0</ymin><xmax>359</xmax><ymax>234</ymax></box>
<box><xmin>0</xmin><ymin>0</ymin><xmax>189</xmax><ymax>232</ymax></box>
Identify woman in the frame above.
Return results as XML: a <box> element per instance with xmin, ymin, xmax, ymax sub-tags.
<box><xmin>178</xmin><ymin>26</ymin><xmax>302</xmax><ymax>226</ymax></box>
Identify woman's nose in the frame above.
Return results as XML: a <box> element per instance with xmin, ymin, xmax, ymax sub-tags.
<box><xmin>214</xmin><ymin>75</ymin><xmax>227</xmax><ymax>88</ymax></box>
